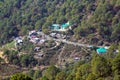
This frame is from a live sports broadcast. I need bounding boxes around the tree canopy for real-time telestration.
[0,0,120,45]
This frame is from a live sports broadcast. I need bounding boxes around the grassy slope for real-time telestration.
[4,41,15,49]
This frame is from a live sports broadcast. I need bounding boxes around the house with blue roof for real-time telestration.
[96,47,107,54]
[50,21,72,31]
[61,22,70,29]
[51,24,60,30]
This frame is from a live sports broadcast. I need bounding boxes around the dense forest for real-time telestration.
[1,0,120,80]
[0,0,120,45]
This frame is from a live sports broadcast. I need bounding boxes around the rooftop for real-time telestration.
[97,48,107,54]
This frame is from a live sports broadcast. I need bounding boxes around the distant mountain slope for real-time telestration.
[0,0,120,45]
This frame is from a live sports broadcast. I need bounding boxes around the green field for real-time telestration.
[4,41,15,49]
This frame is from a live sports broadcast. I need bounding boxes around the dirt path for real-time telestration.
[38,32,107,48]
[0,51,8,63]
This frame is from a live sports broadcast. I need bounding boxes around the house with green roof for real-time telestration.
[50,21,72,31]
[96,48,107,54]
[61,21,70,29]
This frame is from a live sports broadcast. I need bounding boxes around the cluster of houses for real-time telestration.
[13,21,119,57]
[28,30,45,44]
[50,21,73,31]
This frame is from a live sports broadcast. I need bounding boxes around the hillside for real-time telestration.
[0,0,120,80]
[0,0,120,45]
